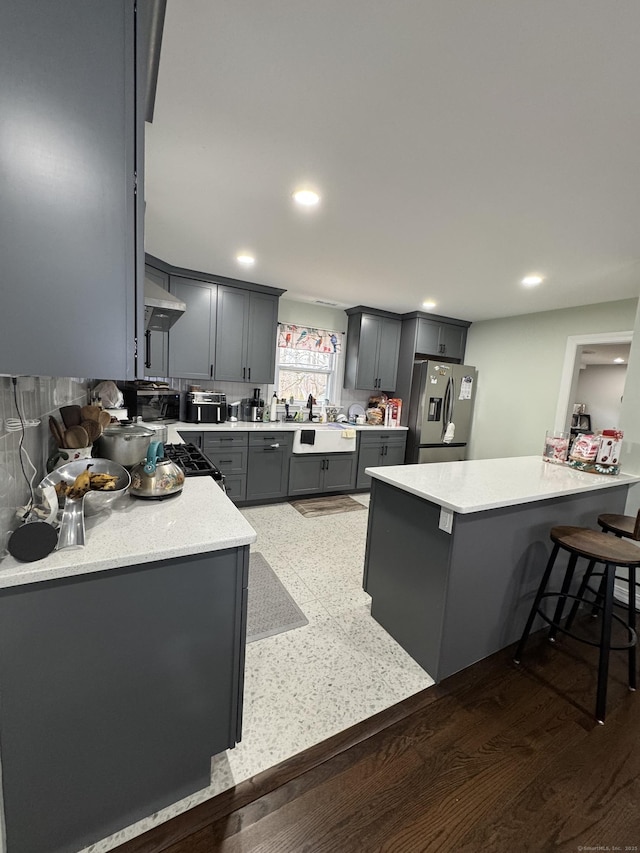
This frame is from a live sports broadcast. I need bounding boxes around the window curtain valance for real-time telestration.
[277,323,342,354]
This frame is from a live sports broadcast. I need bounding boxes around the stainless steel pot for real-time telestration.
[95,423,155,468]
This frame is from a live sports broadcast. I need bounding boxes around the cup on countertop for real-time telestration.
[355,416,366,425]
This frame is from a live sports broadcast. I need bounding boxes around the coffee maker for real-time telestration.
[241,388,265,422]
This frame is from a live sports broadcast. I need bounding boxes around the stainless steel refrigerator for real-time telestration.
[405,360,478,464]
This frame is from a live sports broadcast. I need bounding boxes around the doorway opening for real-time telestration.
[554,331,633,434]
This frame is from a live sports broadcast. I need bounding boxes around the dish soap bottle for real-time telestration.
[269,392,278,422]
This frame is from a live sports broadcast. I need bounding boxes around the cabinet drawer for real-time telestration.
[358,431,406,447]
[248,432,292,448]
[205,449,247,475]
[203,432,249,450]
[223,475,246,502]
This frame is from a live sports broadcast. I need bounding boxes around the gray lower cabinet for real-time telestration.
[0,547,248,853]
[215,286,279,384]
[356,432,407,489]
[246,432,292,501]
[289,454,356,496]
[1,0,142,380]
[168,277,217,380]
[144,264,169,377]
[203,433,248,502]
[344,309,402,392]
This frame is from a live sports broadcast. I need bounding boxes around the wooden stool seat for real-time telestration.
[551,526,640,567]
[598,512,640,540]
[515,523,639,723]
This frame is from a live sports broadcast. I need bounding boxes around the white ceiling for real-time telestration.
[145,0,640,322]
[580,343,630,366]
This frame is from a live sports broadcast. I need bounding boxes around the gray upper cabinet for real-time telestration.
[416,318,467,361]
[0,0,143,380]
[215,286,279,384]
[344,308,402,392]
[168,278,216,380]
[144,265,169,377]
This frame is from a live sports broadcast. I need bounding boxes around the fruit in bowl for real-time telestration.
[39,458,130,516]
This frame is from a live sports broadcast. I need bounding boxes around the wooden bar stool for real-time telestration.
[598,508,640,540]
[563,508,640,628]
[514,525,640,723]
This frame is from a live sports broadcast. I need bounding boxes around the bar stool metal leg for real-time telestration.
[629,566,637,692]
[564,559,597,632]
[548,552,579,642]
[595,562,616,724]
[514,543,560,664]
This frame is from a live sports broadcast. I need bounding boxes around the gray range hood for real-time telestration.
[144,277,186,332]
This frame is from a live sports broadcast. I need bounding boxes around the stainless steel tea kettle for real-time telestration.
[129,441,185,500]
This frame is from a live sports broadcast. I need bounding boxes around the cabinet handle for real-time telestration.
[144,330,151,369]
[210,364,214,378]
[219,459,232,464]
[247,366,251,380]
[325,459,329,470]
[243,366,246,380]
[383,445,388,456]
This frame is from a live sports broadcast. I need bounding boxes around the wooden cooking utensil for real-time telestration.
[80,419,102,443]
[59,405,82,429]
[64,425,90,449]
[80,405,101,423]
[49,415,66,448]
[97,410,112,429]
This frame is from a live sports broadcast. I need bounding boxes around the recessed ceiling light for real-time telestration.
[236,253,255,266]
[614,357,625,363]
[292,189,320,207]
[422,300,437,310]
[521,274,544,287]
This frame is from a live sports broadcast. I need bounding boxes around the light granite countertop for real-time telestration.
[366,455,640,514]
[0,468,256,590]
[166,421,407,439]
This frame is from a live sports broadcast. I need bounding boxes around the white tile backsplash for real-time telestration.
[0,376,88,558]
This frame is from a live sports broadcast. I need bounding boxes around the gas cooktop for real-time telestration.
[163,443,224,481]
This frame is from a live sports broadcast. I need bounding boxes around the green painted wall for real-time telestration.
[464,298,637,461]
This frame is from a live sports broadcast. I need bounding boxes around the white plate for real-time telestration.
[348,404,366,419]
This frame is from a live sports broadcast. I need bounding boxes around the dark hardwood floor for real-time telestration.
[116,621,640,853]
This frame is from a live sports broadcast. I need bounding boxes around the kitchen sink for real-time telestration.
[292,424,357,454]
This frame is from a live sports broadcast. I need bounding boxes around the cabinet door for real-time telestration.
[382,441,407,467]
[215,286,249,382]
[246,446,290,501]
[356,315,383,390]
[168,278,215,379]
[144,266,169,377]
[323,455,356,492]
[438,324,466,361]
[356,444,383,489]
[376,318,401,391]
[416,320,440,356]
[0,0,138,379]
[288,456,324,495]
[246,293,279,384]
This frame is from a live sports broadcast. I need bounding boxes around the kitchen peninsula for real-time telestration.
[363,456,640,682]
[0,478,256,853]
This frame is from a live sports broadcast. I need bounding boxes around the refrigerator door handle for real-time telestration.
[441,377,455,440]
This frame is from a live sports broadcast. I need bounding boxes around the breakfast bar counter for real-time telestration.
[363,456,640,683]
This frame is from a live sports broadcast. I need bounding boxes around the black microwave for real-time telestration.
[120,385,181,422]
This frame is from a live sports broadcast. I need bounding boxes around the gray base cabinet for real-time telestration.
[0,547,248,853]
[344,308,402,392]
[246,432,292,501]
[356,431,407,489]
[203,432,249,502]
[289,454,356,496]
[364,479,629,683]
